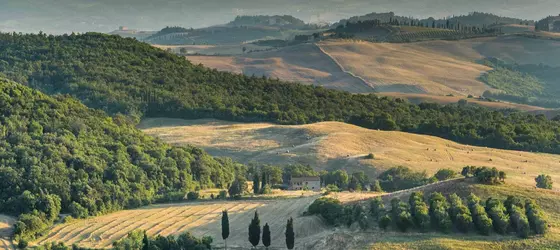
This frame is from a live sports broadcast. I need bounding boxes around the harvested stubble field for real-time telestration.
[0,215,15,250]
[37,196,333,249]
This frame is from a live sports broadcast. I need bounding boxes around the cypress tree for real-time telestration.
[222,210,230,250]
[285,217,295,250]
[263,223,271,249]
[142,231,150,250]
[248,211,261,248]
[261,171,267,192]
[253,173,260,194]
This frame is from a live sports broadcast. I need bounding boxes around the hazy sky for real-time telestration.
[1,0,559,34]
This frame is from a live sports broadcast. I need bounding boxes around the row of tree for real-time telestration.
[226,210,294,250]
[367,193,547,238]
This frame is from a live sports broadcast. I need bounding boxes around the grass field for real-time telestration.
[317,40,492,95]
[0,215,15,250]
[378,92,547,111]
[139,118,560,189]
[187,43,374,93]
[186,36,560,100]
[36,195,334,249]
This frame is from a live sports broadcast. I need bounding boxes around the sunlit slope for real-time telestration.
[139,118,560,188]
[187,43,375,93]
[317,40,492,95]
[37,197,329,249]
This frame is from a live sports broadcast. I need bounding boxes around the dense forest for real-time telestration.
[0,78,245,241]
[2,33,560,153]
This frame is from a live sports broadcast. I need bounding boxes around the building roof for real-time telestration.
[290,176,321,182]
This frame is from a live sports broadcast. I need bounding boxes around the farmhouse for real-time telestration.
[289,176,321,191]
[536,15,560,32]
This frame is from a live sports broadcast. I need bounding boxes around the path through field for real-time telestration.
[0,215,15,250]
[38,196,331,249]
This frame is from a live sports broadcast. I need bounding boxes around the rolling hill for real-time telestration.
[5,32,560,155]
[139,118,560,189]
[187,35,560,96]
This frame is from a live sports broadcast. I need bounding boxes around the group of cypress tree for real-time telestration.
[368,192,547,238]
[221,210,295,249]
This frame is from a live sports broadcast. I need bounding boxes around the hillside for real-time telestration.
[0,78,246,243]
[2,32,560,155]
[189,36,560,96]
[377,93,547,111]
[139,118,560,188]
[186,43,374,93]
[37,196,328,249]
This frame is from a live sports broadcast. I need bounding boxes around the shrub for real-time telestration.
[525,200,548,235]
[467,193,493,235]
[428,193,452,233]
[371,180,383,192]
[485,198,509,234]
[307,197,343,225]
[409,192,430,231]
[448,194,472,233]
[261,184,272,194]
[69,202,89,219]
[187,192,200,201]
[369,197,385,220]
[434,168,457,181]
[228,175,248,198]
[218,190,228,199]
[535,174,553,189]
[365,153,375,159]
[379,215,391,230]
[378,166,429,192]
[510,205,530,238]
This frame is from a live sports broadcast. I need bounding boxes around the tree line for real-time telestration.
[2,33,560,154]
[308,192,548,238]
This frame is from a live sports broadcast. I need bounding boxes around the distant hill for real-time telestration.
[227,15,308,28]
[333,11,534,29]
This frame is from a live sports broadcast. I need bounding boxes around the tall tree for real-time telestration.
[142,231,150,250]
[253,173,260,194]
[222,210,230,250]
[262,223,271,249]
[285,217,295,250]
[261,171,267,191]
[248,211,261,248]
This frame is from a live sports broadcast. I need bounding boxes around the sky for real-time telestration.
[1,0,559,34]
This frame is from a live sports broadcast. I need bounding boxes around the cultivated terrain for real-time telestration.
[139,118,560,188]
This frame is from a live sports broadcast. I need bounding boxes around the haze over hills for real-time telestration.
[2,0,560,34]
